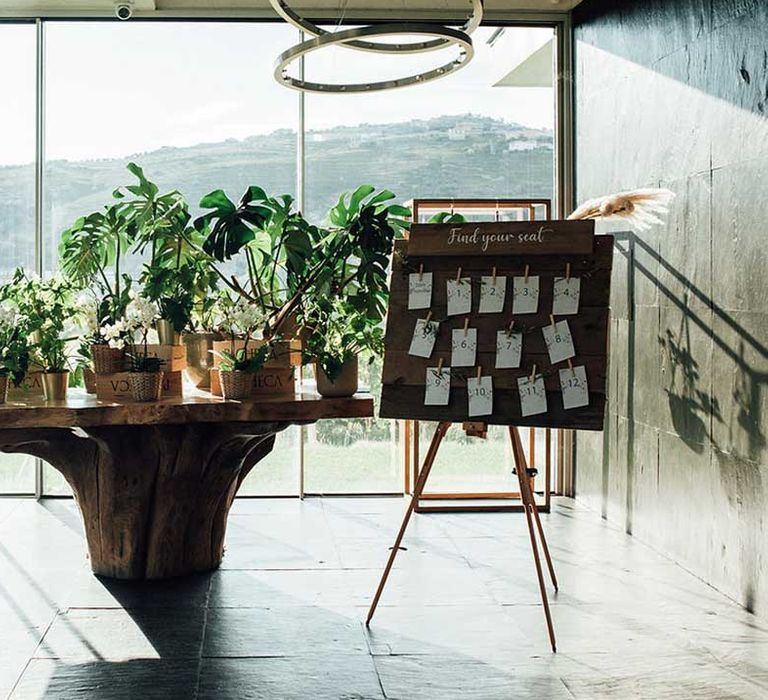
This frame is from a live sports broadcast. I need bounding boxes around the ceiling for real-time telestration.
[0,0,583,18]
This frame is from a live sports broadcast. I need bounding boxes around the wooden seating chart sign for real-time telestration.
[380,220,613,430]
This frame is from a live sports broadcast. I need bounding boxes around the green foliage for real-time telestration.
[427,211,468,224]
[214,344,271,374]
[0,275,31,386]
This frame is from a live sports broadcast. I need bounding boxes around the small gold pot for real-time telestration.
[182,332,216,388]
[156,319,182,346]
[42,371,69,402]
[315,357,358,398]
[129,371,164,402]
[92,344,126,374]
[220,370,253,400]
[0,374,8,404]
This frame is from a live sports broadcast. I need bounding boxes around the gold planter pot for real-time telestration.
[0,374,8,404]
[156,319,182,346]
[92,344,126,374]
[83,367,97,394]
[129,371,164,402]
[182,332,217,388]
[315,357,359,398]
[219,370,254,400]
[42,371,69,402]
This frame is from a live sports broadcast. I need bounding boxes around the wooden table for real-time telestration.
[0,391,373,580]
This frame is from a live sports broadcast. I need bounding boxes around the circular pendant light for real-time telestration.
[269,0,483,54]
[274,23,474,94]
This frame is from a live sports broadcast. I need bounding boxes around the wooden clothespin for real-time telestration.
[524,264,530,283]
[506,319,515,337]
[418,263,424,280]
[425,310,433,323]
[476,365,482,380]
[565,262,571,281]
[437,357,444,374]
[450,200,455,216]
[456,266,462,282]
[495,201,500,222]
[550,314,556,328]
[530,363,537,382]
[492,266,497,284]
[567,358,575,375]
[463,317,469,336]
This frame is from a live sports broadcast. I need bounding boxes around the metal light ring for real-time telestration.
[269,0,483,54]
[274,24,474,94]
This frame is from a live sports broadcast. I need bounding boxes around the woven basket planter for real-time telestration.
[129,371,164,402]
[219,370,253,400]
[92,344,126,374]
[0,375,8,404]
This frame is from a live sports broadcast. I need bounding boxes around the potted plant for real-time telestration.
[116,163,211,345]
[183,280,223,389]
[211,295,270,400]
[302,297,383,398]
[124,293,163,402]
[31,276,75,401]
[60,201,136,373]
[0,295,30,404]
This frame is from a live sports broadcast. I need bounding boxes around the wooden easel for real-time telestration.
[366,421,559,652]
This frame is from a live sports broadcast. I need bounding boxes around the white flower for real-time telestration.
[125,296,160,331]
[0,300,19,327]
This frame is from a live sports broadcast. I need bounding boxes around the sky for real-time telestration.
[0,22,554,166]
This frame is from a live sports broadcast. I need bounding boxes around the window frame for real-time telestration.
[0,13,573,498]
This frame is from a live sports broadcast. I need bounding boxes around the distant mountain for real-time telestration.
[0,114,553,275]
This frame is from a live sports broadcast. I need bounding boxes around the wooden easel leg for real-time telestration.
[509,427,558,590]
[509,427,558,652]
[366,421,450,625]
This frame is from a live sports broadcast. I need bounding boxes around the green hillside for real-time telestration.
[0,113,553,276]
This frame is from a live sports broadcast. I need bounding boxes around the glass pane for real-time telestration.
[42,21,300,495]
[239,426,301,496]
[0,23,36,494]
[303,25,556,493]
[303,355,402,494]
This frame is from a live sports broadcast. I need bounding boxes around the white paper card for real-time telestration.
[451,328,477,367]
[552,276,581,315]
[512,276,540,314]
[478,276,506,313]
[542,320,576,364]
[495,330,523,369]
[467,376,493,417]
[446,278,472,316]
[559,365,589,410]
[518,375,548,417]
[408,319,439,358]
[424,367,451,406]
[408,272,433,310]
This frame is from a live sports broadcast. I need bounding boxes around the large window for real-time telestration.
[303,26,556,494]
[0,22,37,494]
[0,19,559,498]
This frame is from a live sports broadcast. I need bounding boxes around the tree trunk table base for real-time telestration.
[0,422,286,579]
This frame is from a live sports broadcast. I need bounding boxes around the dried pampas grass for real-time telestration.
[568,188,675,231]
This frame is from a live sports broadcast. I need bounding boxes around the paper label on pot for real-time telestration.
[495,330,523,369]
[408,272,433,310]
[478,276,506,313]
[467,375,493,417]
[446,278,472,316]
[408,319,439,358]
[424,367,451,406]
[451,328,477,367]
[552,276,581,315]
[512,275,540,315]
[542,320,576,364]
[559,365,589,410]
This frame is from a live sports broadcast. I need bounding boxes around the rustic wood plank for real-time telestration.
[0,390,374,430]
[407,220,596,256]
